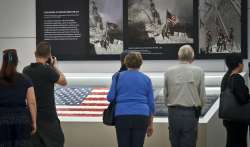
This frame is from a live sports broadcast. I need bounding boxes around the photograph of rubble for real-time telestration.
[89,0,123,55]
[199,0,246,55]
[127,0,194,45]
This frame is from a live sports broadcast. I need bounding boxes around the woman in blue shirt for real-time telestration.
[107,52,154,147]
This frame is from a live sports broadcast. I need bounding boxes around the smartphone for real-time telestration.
[46,56,56,65]
[46,57,51,64]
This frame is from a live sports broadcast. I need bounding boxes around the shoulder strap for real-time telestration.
[113,72,120,102]
[227,74,236,90]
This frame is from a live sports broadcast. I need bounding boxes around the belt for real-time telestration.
[168,105,197,110]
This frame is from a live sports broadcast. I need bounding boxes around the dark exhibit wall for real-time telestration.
[36,0,247,60]
[36,0,89,60]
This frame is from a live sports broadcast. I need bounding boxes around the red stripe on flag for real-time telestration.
[57,108,105,112]
[58,114,103,117]
[80,103,109,106]
[92,88,109,90]
[91,92,108,95]
[84,98,107,101]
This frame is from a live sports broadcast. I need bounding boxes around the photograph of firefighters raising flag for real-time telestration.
[199,0,243,54]
[89,0,123,55]
[127,0,194,45]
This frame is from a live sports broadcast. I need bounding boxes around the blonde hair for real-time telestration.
[124,52,143,69]
[178,45,194,61]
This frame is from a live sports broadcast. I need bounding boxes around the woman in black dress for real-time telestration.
[0,49,37,147]
[220,54,250,147]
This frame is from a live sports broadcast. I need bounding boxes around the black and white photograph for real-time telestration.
[199,0,243,55]
[89,0,123,55]
[127,0,194,45]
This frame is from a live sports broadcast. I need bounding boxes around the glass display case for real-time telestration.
[54,72,239,123]
[59,72,248,147]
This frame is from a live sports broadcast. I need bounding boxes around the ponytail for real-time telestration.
[0,49,18,85]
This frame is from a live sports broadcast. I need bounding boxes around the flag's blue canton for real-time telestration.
[55,87,93,105]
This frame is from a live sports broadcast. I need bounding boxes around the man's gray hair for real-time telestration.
[178,45,194,61]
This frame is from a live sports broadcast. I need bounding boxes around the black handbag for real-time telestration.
[103,72,120,126]
[219,76,250,122]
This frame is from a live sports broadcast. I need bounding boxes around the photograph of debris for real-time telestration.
[199,0,242,55]
[127,0,194,45]
[89,0,123,55]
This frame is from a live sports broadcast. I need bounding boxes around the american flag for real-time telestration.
[167,10,177,25]
[55,87,219,118]
[55,87,109,117]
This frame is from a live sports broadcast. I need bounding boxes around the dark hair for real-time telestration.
[35,41,51,58]
[225,54,243,71]
[119,50,129,72]
[124,52,143,69]
[120,50,129,63]
[221,54,243,91]
[0,49,18,85]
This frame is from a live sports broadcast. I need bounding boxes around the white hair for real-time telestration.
[178,45,194,62]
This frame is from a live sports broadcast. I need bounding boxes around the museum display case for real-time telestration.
[58,72,248,147]
[55,72,225,122]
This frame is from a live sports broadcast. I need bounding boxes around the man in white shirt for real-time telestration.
[164,45,206,147]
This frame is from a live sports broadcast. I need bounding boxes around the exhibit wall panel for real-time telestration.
[0,0,248,73]
[0,1,248,147]
[0,0,35,37]
[0,38,36,72]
